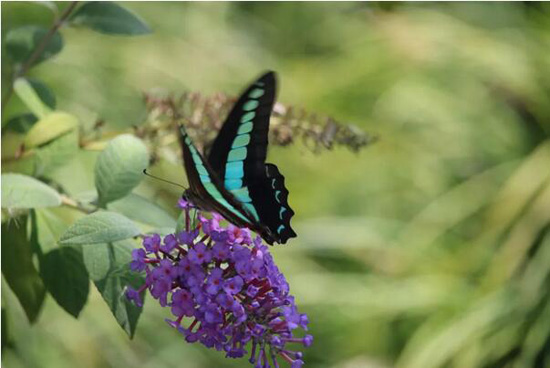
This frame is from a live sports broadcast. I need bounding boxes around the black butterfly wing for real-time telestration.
[178,125,257,230]
[208,71,275,176]
[261,163,297,241]
[207,71,296,244]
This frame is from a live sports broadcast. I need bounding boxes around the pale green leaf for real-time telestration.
[108,193,176,228]
[59,211,140,245]
[34,131,79,178]
[146,227,175,236]
[35,208,69,252]
[1,173,61,209]
[95,135,149,206]
[13,78,52,119]
[82,240,144,337]
[24,111,79,148]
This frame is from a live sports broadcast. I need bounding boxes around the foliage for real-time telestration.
[69,2,152,36]
[1,1,368,365]
[2,2,550,368]
[2,1,157,342]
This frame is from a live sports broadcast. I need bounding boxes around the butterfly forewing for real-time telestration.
[179,125,256,229]
[208,72,275,179]
[207,72,296,244]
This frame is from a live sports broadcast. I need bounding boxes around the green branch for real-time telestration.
[1,1,79,111]
[60,194,97,214]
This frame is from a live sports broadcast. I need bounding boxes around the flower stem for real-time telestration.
[60,194,96,214]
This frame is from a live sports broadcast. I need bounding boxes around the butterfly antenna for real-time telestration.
[142,169,187,190]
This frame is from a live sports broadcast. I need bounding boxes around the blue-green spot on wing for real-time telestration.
[254,163,296,241]
[206,72,296,244]
[178,125,257,228]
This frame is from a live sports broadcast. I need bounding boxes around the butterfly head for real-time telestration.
[181,189,199,207]
[181,189,209,212]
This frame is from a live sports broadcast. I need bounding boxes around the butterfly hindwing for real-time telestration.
[248,163,296,243]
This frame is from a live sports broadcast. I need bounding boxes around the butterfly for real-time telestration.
[178,71,296,245]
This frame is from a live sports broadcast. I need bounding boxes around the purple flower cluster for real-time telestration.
[126,199,312,367]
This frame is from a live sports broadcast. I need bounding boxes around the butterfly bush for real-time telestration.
[126,199,312,368]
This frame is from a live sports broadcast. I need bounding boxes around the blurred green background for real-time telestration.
[2,2,550,367]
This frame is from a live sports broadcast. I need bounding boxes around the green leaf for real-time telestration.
[33,1,58,14]
[108,193,176,228]
[82,240,133,281]
[5,25,63,66]
[146,227,175,236]
[69,2,152,36]
[28,78,56,109]
[37,249,88,316]
[39,247,89,317]
[34,130,79,178]
[13,78,52,119]
[1,307,11,351]
[82,240,144,337]
[1,218,46,323]
[35,208,68,252]
[95,134,149,206]
[59,211,140,246]
[5,113,38,134]
[1,173,61,209]
[24,111,79,148]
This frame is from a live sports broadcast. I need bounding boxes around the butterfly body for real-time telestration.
[179,72,296,244]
